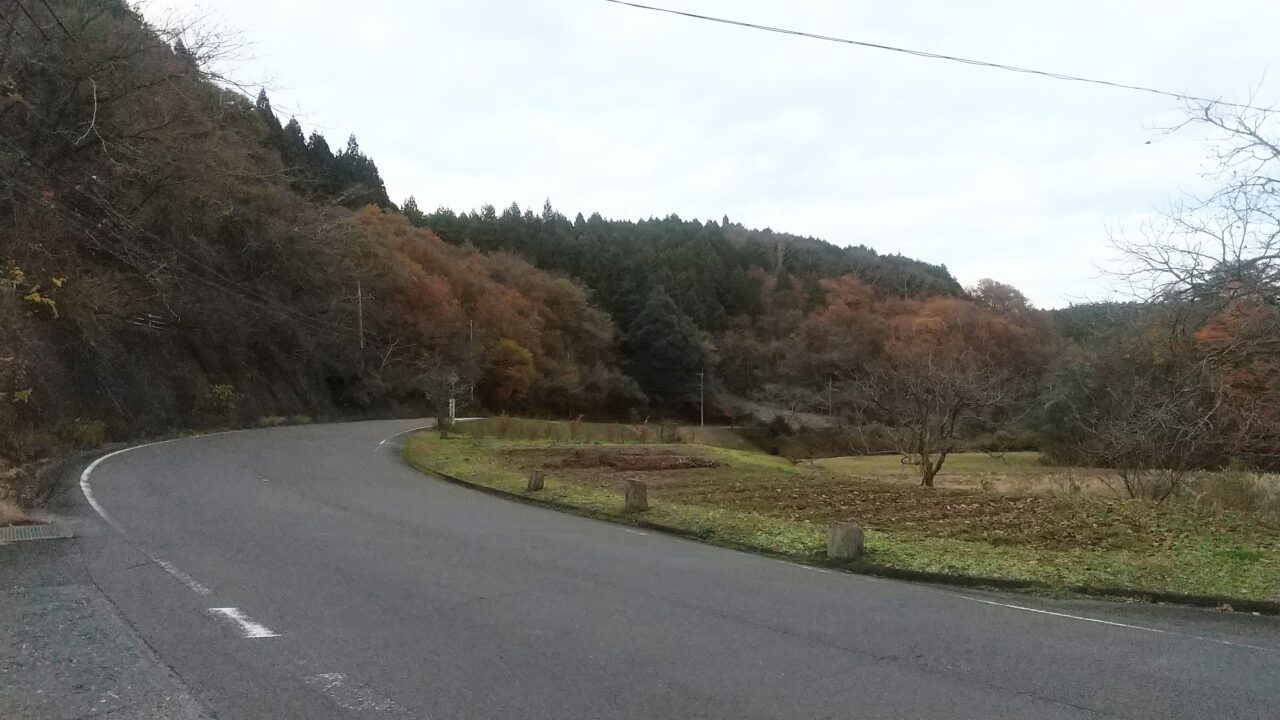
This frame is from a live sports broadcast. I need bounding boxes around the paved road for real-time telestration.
[65,419,1280,718]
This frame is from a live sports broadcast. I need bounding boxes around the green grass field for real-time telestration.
[406,419,1280,604]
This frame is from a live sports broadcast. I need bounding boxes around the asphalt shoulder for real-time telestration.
[0,463,208,720]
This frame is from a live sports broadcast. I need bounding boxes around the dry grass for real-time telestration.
[812,452,1120,497]
[1192,472,1280,523]
[813,452,1280,520]
[404,428,1280,601]
[457,417,758,450]
[501,445,1274,554]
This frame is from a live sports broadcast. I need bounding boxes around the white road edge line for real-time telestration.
[83,420,440,596]
[378,418,479,447]
[81,437,217,596]
[769,557,844,576]
[954,594,1277,653]
[207,607,281,639]
[621,528,649,536]
[80,437,184,535]
[377,426,434,447]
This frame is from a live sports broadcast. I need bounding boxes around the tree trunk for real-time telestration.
[920,450,948,487]
[920,465,937,487]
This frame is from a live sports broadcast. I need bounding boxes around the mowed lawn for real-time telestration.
[404,420,1280,603]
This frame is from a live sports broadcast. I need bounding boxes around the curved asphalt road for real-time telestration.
[75,418,1280,719]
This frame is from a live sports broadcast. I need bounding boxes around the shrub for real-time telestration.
[496,413,514,439]
[1193,471,1280,522]
[61,419,106,449]
[659,421,683,444]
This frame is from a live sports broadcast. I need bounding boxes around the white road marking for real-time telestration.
[80,438,184,535]
[154,559,212,596]
[207,607,280,639]
[305,673,411,716]
[81,438,215,596]
[954,594,1277,653]
[377,426,434,447]
[769,557,847,576]
[621,528,649,536]
[378,418,482,447]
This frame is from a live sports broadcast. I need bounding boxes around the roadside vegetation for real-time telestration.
[0,498,31,528]
[407,419,1280,604]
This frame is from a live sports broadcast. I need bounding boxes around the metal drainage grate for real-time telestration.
[0,523,73,543]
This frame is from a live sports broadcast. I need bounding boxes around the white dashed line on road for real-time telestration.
[155,559,212,596]
[305,673,412,716]
[207,607,281,639]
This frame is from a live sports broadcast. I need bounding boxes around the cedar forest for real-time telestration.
[3,1,1278,499]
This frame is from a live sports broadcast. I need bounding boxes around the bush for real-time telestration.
[969,429,1039,455]
[658,421,684,444]
[1193,471,1280,522]
[59,419,106,449]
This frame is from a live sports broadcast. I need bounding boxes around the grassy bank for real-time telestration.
[404,421,1280,604]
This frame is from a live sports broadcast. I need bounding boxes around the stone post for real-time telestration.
[526,470,545,492]
[827,523,864,561]
[624,479,648,512]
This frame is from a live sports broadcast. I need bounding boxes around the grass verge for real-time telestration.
[403,430,1280,611]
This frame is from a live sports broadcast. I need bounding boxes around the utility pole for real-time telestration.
[828,376,834,422]
[354,281,366,375]
[356,281,365,350]
[447,371,458,425]
[697,370,705,428]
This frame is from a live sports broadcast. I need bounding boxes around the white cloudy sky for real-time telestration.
[149,0,1279,308]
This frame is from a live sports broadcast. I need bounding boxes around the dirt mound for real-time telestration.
[551,448,721,472]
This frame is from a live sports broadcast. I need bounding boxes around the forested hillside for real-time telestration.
[0,0,972,466]
[0,0,636,474]
[411,202,961,333]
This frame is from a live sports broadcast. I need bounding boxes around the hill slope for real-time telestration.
[0,1,634,469]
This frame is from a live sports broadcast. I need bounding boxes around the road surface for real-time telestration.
[60,419,1280,718]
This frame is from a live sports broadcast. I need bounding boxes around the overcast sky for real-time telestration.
[150,0,1280,308]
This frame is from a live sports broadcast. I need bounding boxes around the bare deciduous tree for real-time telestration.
[1108,101,1280,471]
[846,347,1017,487]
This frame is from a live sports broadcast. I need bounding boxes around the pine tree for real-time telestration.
[254,89,284,148]
[622,285,705,409]
[402,195,424,225]
[279,118,308,171]
[333,134,391,208]
[306,131,333,167]
[173,40,198,74]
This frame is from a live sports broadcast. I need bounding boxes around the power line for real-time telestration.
[36,0,74,40]
[604,0,1267,112]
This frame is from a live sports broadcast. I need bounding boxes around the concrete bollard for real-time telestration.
[827,523,864,561]
[526,470,545,492]
[624,479,648,512]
